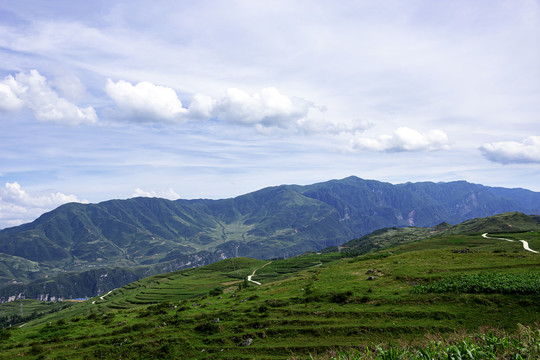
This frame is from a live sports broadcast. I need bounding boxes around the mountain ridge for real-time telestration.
[0,176,539,300]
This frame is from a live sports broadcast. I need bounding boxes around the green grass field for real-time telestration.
[0,229,539,359]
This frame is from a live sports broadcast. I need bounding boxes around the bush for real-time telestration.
[194,322,220,335]
[29,343,44,355]
[238,278,250,290]
[209,287,224,296]
[331,291,353,304]
[0,329,11,341]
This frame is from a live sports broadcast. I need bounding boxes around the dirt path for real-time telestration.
[100,289,114,300]
[482,233,539,253]
[247,261,272,285]
[92,289,115,304]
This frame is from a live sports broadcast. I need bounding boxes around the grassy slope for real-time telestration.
[336,211,540,256]
[1,227,539,359]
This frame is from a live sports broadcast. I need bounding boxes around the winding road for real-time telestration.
[247,261,272,285]
[91,289,115,304]
[482,233,539,253]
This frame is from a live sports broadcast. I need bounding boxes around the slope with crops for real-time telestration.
[0,213,539,359]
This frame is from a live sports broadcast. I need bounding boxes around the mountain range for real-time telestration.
[0,176,539,301]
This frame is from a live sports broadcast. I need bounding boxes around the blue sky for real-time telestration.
[1,0,539,228]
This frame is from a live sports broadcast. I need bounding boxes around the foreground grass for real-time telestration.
[306,324,540,359]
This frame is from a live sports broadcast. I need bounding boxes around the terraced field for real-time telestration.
[1,228,539,359]
[1,210,540,357]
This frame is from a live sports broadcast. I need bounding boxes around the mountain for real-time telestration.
[1,213,539,359]
[0,176,539,300]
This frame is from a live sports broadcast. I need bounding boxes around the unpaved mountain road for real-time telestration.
[247,261,273,285]
[482,233,539,253]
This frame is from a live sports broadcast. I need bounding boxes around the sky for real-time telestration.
[0,0,539,229]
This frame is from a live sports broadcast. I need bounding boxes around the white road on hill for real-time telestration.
[482,233,539,253]
[92,289,116,304]
[247,261,273,285]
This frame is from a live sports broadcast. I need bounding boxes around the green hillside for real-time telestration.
[1,177,539,301]
[337,211,540,255]
[1,214,539,359]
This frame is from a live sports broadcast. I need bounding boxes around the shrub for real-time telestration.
[194,322,220,335]
[209,287,224,296]
[331,291,353,304]
[0,329,11,341]
[29,343,44,355]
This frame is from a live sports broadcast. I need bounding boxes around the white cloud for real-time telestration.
[187,93,215,119]
[0,182,87,229]
[0,70,97,125]
[296,107,373,134]
[214,87,311,128]
[105,79,188,122]
[131,187,179,199]
[105,81,348,134]
[480,136,540,164]
[346,127,450,152]
[0,83,24,112]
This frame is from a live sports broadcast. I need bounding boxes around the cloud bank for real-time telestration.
[0,182,86,229]
[105,80,313,129]
[0,70,97,125]
[346,127,449,152]
[104,79,377,137]
[480,136,540,164]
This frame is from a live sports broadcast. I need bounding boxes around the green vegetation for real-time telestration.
[340,212,540,256]
[309,324,540,359]
[0,215,538,359]
[412,273,540,295]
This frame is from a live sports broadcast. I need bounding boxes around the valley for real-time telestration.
[0,212,539,359]
[1,177,540,302]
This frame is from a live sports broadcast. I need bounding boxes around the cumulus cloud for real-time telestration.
[0,70,97,125]
[480,136,540,164]
[0,182,87,229]
[104,79,377,137]
[105,80,323,131]
[105,79,189,122]
[0,83,24,112]
[131,187,180,199]
[187,93,215,119]
[346,127,450,152]
[296,107,373,134]
[213,87,312,128]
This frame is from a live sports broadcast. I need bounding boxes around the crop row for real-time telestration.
[412,273,540,295]
[305,323,539,360]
